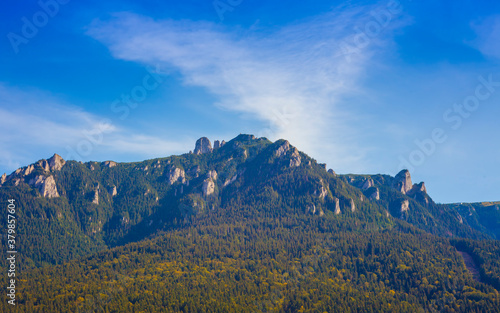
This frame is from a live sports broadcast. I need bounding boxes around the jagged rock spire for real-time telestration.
[194,137,213,155]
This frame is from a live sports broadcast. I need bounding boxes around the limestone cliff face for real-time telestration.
[1,173,6,185]
[202,178,215,196]
[110,185,118,197]
[275,141,291,158]
[194,137,213,155]
[350,198,356,212]
[289,148,301,167]
[394,170,412,194]
[207,170,218,181]
[362,178,374,190]
[334,197,341,215]
[92,185,100,205]
[48,154,66,171]
[29,175,60,198]
[213,140,226,150]
[314,181,328,200]
[400,200,410,213]
[103,161,117,168]
[168,167,186,185]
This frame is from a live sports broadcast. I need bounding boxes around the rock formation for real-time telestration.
[29,175,59,198]
[394,169,412,194]
[168,167,186,185]
[334,197,341,215]
[328,169,337,177]
[202,178,215,196]
[92,185,100,205]
[314,182,328,200]
[362,178,374,190]
[400,200,410,213]
[110,185,117,197]
[103,161,117,168]
[48,154,66,171]
[194,137,213,155]
[275,141,290,158]
[207,170,218,181]
[289,148,301,167]
[1,173,6,185]
[37,159,50,172]
[350,198,356,212]
[224,174,238,187]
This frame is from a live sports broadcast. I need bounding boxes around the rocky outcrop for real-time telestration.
[92,185,100,205]
[110,185,117,197]
[400,200,410,213]
[168,167,186,185]
[334,197,341,215]
[224,174,238,187]
[408,182,427,194]
[1,173,6,185]
[394,170,412,194]
[350,198,356,212]
[29,175,59,198]
[214,140,226,150]
[314,182,328,200]
[48,154,66,171]
[37,159,50,172]
[275,141,290,158]
[306,204,324,216]
[24,165,35,176]
[207,170,218,181]
[103,161,117,168]
[289,148,301,167]
[362,178,374,190]
[194,137,213,155]
[328,169,337,177]
[202,178,215,196]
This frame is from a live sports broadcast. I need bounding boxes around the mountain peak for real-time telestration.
[394,169,412,194]
[194,137,213,155]
[48,153,66,171]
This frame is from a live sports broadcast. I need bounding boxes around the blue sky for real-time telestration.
[1,0,499,203]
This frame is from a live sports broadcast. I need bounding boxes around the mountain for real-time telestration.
[446,202,500,240]
[1,134,499,312]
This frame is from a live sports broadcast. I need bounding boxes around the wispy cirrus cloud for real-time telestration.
[0,84,191,174]
[87,3,409,171]
[470,15,500,59]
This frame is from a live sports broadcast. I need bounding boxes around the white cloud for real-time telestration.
[87,4,408,172]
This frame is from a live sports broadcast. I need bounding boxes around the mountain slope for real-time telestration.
[1,134,500,312]
[0,135,491,269]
